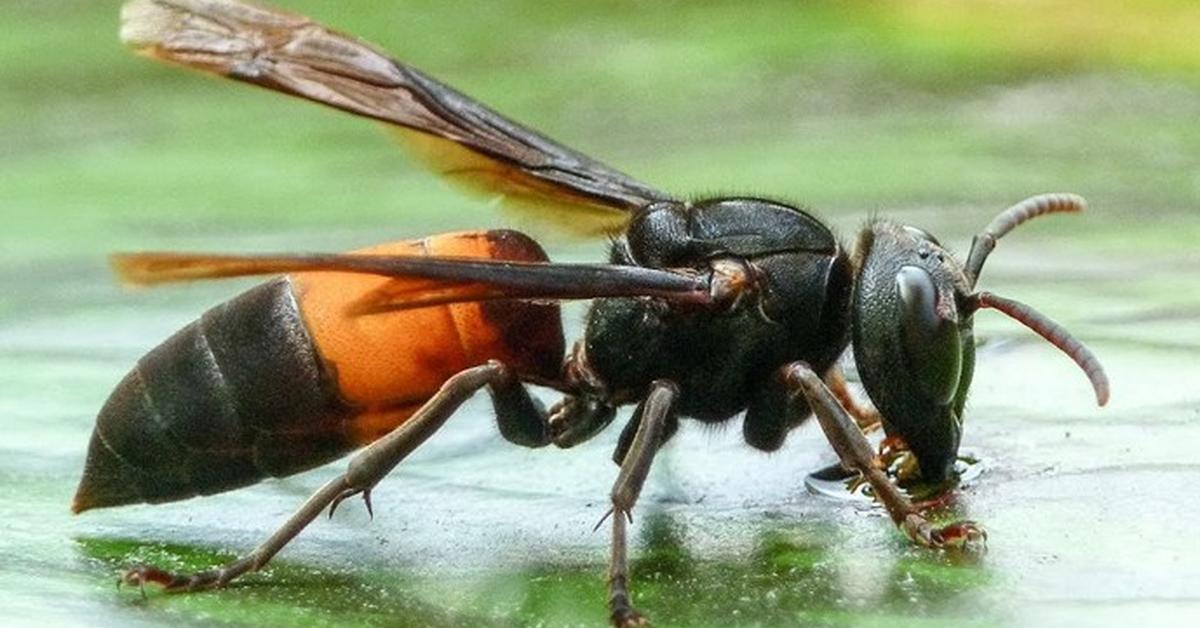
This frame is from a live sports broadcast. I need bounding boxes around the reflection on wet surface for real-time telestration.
[804,448,988,505]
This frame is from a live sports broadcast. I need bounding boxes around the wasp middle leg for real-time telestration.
[603,380,678,628]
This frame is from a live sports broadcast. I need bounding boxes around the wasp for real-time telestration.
[77,1,1110,625]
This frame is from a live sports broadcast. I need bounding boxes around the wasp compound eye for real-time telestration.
[897,266,963,406]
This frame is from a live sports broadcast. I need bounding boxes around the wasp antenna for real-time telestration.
[982,193,1088,240]
[969,291,1109,406]
[965,193,1088,287]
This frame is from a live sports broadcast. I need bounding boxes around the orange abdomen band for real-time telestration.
[292,230,565,443]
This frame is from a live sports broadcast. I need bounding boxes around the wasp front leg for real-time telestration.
[783,362,986,552]
[123,360,550,591]
[825,367,882,433]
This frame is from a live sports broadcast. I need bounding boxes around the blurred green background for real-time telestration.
[2,1,1199,626]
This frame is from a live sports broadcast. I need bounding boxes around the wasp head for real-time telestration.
[850,194,1108,485]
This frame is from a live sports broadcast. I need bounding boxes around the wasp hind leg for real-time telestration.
[782,362,986,553]
[602,380,679,628]
[122,360,549,592]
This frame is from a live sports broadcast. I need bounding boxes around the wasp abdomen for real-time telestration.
[74,230,566,513]
[72,279,353,513]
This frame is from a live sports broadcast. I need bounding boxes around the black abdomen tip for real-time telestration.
[73,365,197,512]
[72,429,144,513]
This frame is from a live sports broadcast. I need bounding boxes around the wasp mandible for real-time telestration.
[77,1,1110,625]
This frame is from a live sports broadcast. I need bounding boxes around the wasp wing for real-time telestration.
[120,0,673,235]
[111,251,712,313]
